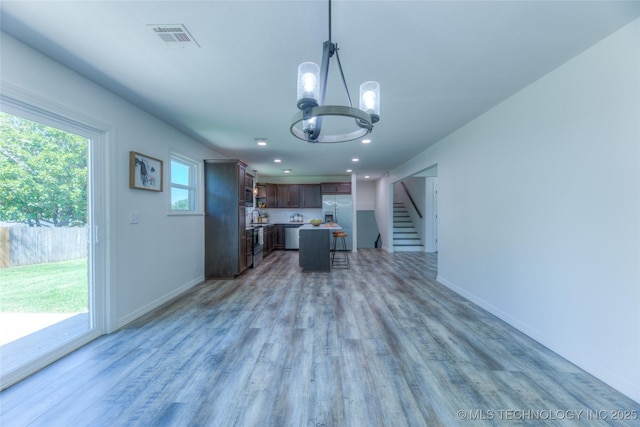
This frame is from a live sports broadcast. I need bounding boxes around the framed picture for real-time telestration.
[129,151,163,192]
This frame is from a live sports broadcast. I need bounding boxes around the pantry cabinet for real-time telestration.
[204,159,249,278]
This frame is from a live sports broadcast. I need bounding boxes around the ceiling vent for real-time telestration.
[149,24,200,48]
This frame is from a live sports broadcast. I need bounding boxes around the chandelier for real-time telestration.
[290,0,380,143]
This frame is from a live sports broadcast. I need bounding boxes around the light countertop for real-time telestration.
[299,223,342,230]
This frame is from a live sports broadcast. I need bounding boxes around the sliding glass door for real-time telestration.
[0,104,105,389]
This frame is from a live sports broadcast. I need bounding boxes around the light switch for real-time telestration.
[130,211,140,224]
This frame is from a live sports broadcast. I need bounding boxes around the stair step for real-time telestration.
[392,203,421,251]
[394,237,419,241]
[393,244,424,252]
[394,232,418,238]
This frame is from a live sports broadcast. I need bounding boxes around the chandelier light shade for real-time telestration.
[297,62,320,110]
[290,0,380,143]
[359,81,380,123]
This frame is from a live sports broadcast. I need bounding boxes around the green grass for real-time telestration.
[0,258,88,313]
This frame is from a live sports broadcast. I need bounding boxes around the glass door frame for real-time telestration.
[0,90,110,389]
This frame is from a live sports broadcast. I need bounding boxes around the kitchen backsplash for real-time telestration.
[246,208,323,224]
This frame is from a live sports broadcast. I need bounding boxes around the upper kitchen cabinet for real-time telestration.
[266,184,277,208]
[204,159,249,278]
[301,184,322,208]
[321,182,351,194]
[256,183,276,208]
[243,169,254,207]
[277,184,300,208]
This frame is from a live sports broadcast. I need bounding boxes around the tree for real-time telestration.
[0,112,87,227]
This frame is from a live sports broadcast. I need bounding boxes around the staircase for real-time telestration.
[393,202,423,252]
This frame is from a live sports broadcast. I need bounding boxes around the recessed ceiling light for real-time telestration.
[254,137,268,146]
[257,140,267,146]
[362,139,371,144]
[274,159,282,163]
[283,169,291,174]
[365,175,370,179]
[346,169,352,173]
[352,158,359,162]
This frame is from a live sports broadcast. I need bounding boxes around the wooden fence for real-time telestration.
[0,226,87,268]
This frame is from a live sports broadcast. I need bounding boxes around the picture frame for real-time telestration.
[129,151,163,192]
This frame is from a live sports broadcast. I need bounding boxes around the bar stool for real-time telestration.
[331,231,350,269]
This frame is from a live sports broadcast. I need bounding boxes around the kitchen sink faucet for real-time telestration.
[251,209,261,224]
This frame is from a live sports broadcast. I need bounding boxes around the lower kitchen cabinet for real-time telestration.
[244,229,252,269]
[273,224,285,249]
[264,225,274,255]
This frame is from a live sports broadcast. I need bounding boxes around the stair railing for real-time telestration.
[400,181,423,219]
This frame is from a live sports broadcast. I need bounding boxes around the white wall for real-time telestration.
[1,33,223,331]
[375,178,393,252]
[424,177,438,252]
[384,19,640,402]
[356,180,376,210]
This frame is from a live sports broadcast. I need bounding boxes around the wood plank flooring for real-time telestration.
[1,249,638,426]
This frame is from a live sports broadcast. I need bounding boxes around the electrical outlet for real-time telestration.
[130,212,140,224]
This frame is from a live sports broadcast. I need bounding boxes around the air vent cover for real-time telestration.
[149,24,200,48]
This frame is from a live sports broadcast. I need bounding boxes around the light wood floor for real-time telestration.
[1,250,638,426]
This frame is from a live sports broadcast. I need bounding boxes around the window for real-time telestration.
[170,154,198,211]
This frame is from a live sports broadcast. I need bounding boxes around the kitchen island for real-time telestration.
[299,223,342,272]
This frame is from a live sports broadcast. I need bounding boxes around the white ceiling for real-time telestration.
[2,1,639,179]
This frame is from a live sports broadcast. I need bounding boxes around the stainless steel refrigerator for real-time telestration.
[323,194,353,250]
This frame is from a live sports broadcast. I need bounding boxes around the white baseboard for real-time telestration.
[436,275,640,404]
[115,276,204,330]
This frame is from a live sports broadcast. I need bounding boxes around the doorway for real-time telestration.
[406,164,438,253]
[0,103,106,389]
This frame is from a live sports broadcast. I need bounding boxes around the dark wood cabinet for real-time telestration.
[263,183,277,208]
[204,159,249,278]
[243,228,252,270]
[264,225,274,255]
[238,164,246,202]
[257,182,341,208]
[273,224,285,249]
[321,182,351,194]
[245,172,254,189]
[256,184,266,208]
[244,171,254,207]
[301,184,322,208]
[277,184,300,208]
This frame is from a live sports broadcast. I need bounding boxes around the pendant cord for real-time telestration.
[328,0,332,43]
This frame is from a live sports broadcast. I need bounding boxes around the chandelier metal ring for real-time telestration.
[290,105,372,143]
